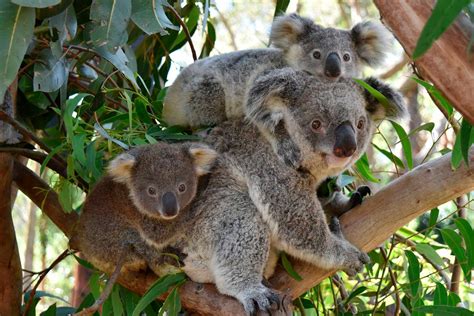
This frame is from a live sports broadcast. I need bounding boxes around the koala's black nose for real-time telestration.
[333,121,357,158]
[325,52,342,78]
[161,192,178,218]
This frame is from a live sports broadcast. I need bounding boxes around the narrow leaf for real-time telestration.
[158,286,182,316]
[281,252,303,281]
[433,282,448,306]
[391,121,413,169]
[459,118,474,165]
[372,143,405,169]
[415,243,444,266]
[413,0,471,59]
[414,305,474,316]
[412,77,453,116]
[454,218,474,269]
[0,2,35,101]
[441,228,470,280]
[355,153,380,183]
[405,250,421,298]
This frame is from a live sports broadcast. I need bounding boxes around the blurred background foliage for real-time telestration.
[1,0,473,314]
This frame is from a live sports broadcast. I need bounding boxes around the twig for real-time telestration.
[380,55,409,79]
[450,195,468,294]
[74,256,125,316]
[332,274,356,314]
[22,249,72,316]
[380,247,400,316]
[166,6,197,61]
[394,233,451,287]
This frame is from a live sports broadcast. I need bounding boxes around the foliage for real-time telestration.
[1,0,472,315]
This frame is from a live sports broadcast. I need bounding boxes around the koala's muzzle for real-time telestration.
[325,52,341,78]
[333,121,357,158]
[161,192,178,218]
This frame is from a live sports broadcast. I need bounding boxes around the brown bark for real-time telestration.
[0,153,22,316]
[14,149,474,315]
[374,0,474,124]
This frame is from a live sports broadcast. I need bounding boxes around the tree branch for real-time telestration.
[374,0,474,124]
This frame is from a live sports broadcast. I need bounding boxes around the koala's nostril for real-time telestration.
[161,192,178,218]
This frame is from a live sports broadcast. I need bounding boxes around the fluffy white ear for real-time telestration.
[189,144,218,176]
[270,13,309,50]
[107,153,136,183]
[351,21,392,67]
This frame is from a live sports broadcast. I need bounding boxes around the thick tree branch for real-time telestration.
[13,149,474,315]
[374,0,474,124]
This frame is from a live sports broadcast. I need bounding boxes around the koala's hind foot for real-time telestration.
[328,216,343,239]
[238,285,289,316]
[340,243,370,277]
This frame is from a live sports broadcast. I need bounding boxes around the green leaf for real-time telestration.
[158,286,182,316]
[40,303,57,316]
[454,218,474,269]
[94,121,130,150]
[372,143,405,169]
[447,292,461,307]
[441,228,470,280]
[427,207,439,235]
[89,0,131,51]
[391,121,413,169]
[49,4,77,43]
[405,250,421,298]
[452,128,463,169]
[354,78,392,115]
[433,282,448,306]
[414,305,474,316]
[459,118,474,165]
[355,153,380,183]
[273,0,290,17]
[408,122,435,136]
[0,2,35,101]
[414,243,444,266]
[344,286,367,305]
[34,47,68,93]
[95,46,138,88]
[135,97,152,124]
[281,252,302,281]
[111,285,124,316]
[131,0,178,35]
[171,5,199,52]
[145,134,158,144]
[199,21,216,59]
[72,134,87,166]
[24,290,69,304]
[413,0,471,59]
[12,0,60,8]
[412,77,453,116]
[132,273,186,316]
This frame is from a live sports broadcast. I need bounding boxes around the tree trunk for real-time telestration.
[374,0,474,124]
[13,149,474,315]
[0,153,22,315]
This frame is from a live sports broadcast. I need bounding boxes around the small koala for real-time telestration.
[69,142,217,278]
[171,71,405,315]
[163,13,391,129]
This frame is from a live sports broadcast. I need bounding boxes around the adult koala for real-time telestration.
[163,13,391,129]
[174,69,406,315]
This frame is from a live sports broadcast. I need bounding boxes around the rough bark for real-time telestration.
[374,0,474,124]
[0,153,22,316]
[13,149,474,315]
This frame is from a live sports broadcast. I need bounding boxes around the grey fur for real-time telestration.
[163,13,392,129]
[0,90,21,144]
[70,142,217,276]
[172,73,405,315]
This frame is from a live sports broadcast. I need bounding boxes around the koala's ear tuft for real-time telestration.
[362,77,407,121]
[107,153,136,183]
[351,21,392,67]
[270,13,310,50]
[189,144,218,176]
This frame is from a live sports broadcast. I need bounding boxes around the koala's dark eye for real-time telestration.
[343,53,351,62]
[178,183,186,193]
[147,186,157,196]
[311,119,322,132]
[357,119,365,129]
[312,50,321,59]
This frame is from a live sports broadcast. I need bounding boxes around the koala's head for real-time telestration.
[270,13,391,80]
[262,73,406,180]
[107,142,217,220]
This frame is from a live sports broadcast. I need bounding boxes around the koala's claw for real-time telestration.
[342,246,370,277]
[357,185,371,197]
[349,186,371,208]
[243,287,288,316]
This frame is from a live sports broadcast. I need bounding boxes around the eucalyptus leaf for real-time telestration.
[12,0,61,9]
[0,2,35,101]
[158,286,182,316]
[90,0,131,51]
[415,243,444,266]
[391,121,413,169]
[412,77,453,117]
[33,48,68,92]
[49,4,77,43]
[414,305,474,316]
[95,46,138,88]
[405,250,421,298]
[281,252,303,281]
[131,0,177,35]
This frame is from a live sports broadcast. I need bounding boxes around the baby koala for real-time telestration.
[163,13,391,129]
[70,142,217,312]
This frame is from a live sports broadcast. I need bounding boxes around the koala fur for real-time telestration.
[69,142,217,276]
[163,13,392,129]
[0,90,21,144]
[170,72,405,315]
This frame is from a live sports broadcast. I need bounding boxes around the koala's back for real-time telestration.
[70,176,146,272]
[163,49,286,128]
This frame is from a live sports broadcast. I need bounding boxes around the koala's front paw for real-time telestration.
[276,140,302,170]
[342,246,370,277]
[349,186,371,208]
[240,286,287,316]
